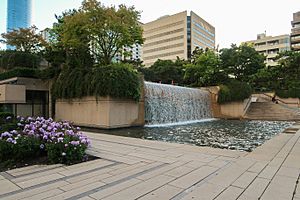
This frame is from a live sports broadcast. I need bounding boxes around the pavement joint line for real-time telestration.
[0,171,15,180]
[170,162,234,200]
[64,163,168,200]
[171,155,258,200]
[87,148,156,164]
[256,132,300,199]
[292,169,300,199]
[0,161,120,199]
[86,136,170,151]
[8,165,64,179]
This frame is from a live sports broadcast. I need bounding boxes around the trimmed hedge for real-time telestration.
[52,64,142,101]
[218,80,252,103]
[0,67,60,81]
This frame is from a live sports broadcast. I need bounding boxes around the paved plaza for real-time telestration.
[0,123,300,200]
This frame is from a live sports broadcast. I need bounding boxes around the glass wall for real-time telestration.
[0,90,49,118]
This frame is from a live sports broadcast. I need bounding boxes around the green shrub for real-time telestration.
[276,81,300,98]
[46,136,87,165]
[52,63,142,101]
[0,50,41,70]
[0,67,60,81]
[218,80,252,103]
[0,67,39,80]
[276,89,300,98]
[0,117,91,166]
[0,112,14,120]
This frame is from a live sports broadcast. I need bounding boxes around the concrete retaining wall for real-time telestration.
[55,96,145,129]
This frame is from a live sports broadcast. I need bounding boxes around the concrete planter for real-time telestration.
[55,96,145,129]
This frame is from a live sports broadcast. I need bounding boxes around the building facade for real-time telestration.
[6,0,32,49]
[142,11,215,67]
[246,33,290,66]
[291,11,300,52]
[114,44,142,63]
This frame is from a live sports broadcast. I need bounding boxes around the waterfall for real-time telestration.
[144,81,213,125]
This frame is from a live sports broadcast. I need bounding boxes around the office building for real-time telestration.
[142,11,215,67]
[246,33,290,66]
[7,0,31,31]
[6,0,32,49]
[291,11,300,51]
[115,44,142,63]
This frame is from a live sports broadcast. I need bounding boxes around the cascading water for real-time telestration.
[144,81,213,126]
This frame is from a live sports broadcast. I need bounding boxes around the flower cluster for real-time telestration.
[19,116,91,148]
[0,116,91,164]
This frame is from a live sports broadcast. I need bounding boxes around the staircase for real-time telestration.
[244,101,300,121]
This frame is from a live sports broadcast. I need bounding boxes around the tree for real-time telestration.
[1,26,46,53]
[141,58,186,84]
[184,49,227,86]
[220,44,265,82]
[60,0,143,65]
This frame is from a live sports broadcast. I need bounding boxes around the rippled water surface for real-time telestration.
[99,120,294,152]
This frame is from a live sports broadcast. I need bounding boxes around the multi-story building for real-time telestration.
[246,33,290,66]
[291,11,300,52]
[115,44,142,63]
[6,0,32,49]
[142,11,215,67]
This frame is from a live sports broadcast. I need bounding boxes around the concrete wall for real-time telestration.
[55,96,145,129]
[204,86,249,119]
[219,100,248,119]
[0,84,26,103]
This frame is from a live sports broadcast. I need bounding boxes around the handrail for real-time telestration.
[261,93,300,108]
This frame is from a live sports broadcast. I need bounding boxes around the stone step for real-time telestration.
[245,101,300,121]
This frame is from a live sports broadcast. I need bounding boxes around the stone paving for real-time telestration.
[0,123,300,200]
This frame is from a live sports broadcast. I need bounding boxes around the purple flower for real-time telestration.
[6,138,16,144]
[1,132,12,138]
[57,137,64,143]
[6,116,12,120]
[40,144,45,149]
[43,135,48,140]
[70,141,80,146]
[62,152,66,156]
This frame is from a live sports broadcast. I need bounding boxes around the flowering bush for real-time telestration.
[0,116,91,165]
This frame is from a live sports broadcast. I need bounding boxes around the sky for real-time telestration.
[0,0,300,50]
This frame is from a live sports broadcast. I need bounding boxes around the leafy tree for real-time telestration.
[141,58,186,84]
[274,51,300,97]
[184,49,227,86]
[60,0,143,65]
[1,26,46,53]
[44,9,93,68]
[220,44,265,82]
[249,66,281,91]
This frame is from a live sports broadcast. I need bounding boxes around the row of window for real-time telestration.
[192,28,214,44]
[146,28,184,41]
[144,21,184,35]
[143,50,184,60]
[143,35,184,48]
[192,20,215,37]
[291,35,300,41]
[143,43,184,54]
[193,35,214,49]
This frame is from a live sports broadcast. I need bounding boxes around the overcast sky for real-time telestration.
[0,0,299,49]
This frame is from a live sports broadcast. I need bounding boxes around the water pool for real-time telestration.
[97,120,294,152]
